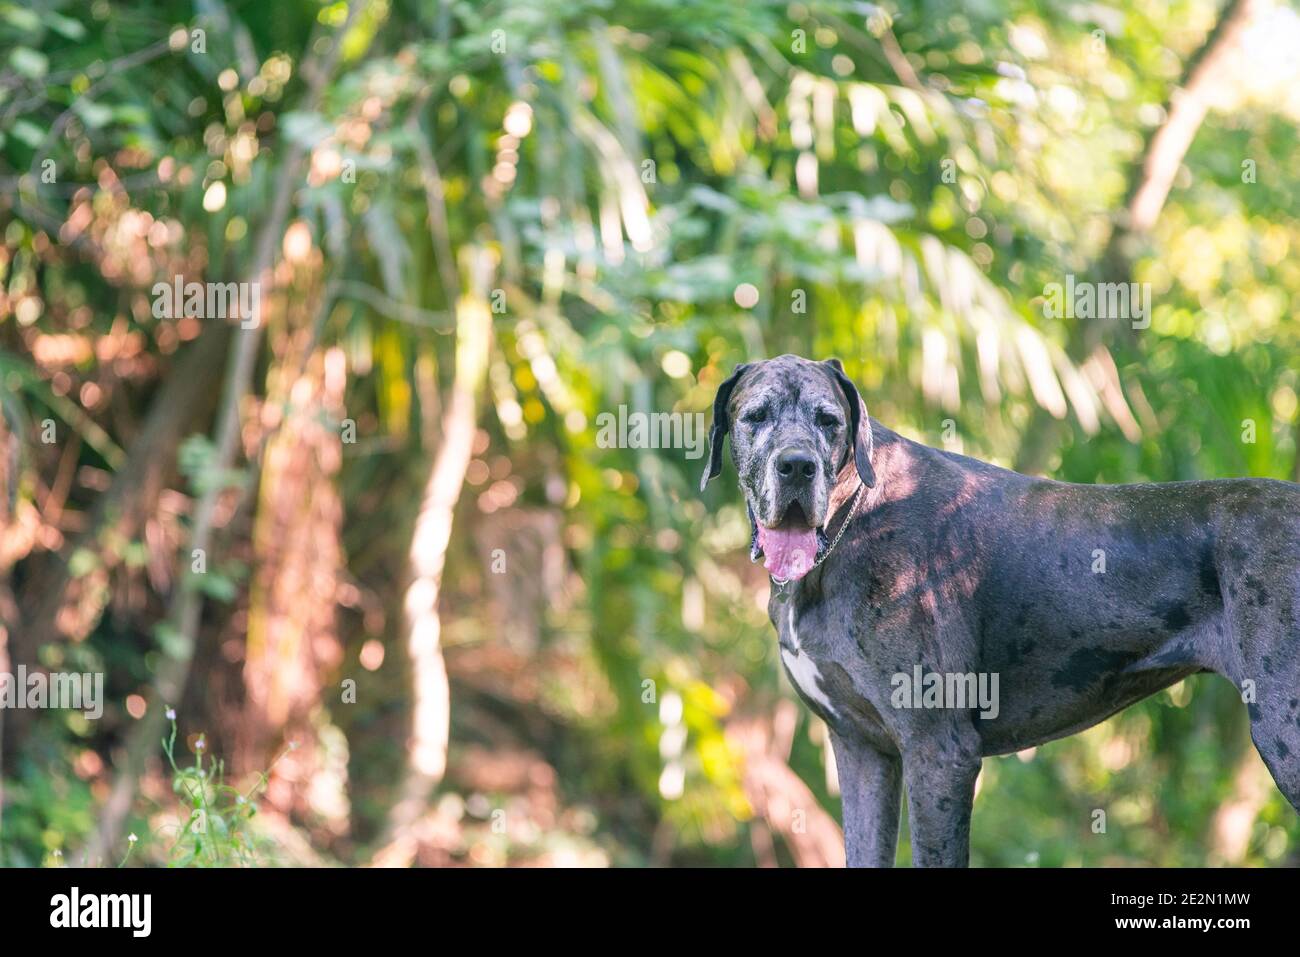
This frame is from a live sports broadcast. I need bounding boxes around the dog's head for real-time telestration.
[700,355,876,582]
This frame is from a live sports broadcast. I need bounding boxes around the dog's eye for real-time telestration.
[816,411,842,429]
[742,408,768,425]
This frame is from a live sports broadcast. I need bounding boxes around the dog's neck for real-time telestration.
[828,461,863,515]
[830,418,906,516]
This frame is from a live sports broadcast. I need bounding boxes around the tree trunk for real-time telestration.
[375,246,493,865]
[238,314,348,829]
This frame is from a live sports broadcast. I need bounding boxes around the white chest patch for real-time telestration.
[781,604,838,717]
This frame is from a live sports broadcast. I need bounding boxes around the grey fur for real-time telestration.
[702,354,1300,867]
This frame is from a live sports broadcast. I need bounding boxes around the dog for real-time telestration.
[701,354,1300,866]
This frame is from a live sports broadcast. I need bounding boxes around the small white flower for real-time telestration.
[128,834,138,843]
[195,736,206,751]
[165,708,177,721]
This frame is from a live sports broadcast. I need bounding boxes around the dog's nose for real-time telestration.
[775,448,817,481]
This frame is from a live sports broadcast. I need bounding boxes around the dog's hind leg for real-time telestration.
[829,732,902,867]
[1245,661,1300,814]
[1228,574,1300,813]
[1245,674,1300,814]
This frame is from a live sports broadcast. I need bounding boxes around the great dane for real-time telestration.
[701,354,1300,866]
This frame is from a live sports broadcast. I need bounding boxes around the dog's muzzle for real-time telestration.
[744,445,832,582]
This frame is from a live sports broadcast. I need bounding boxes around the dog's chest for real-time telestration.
[772,593,895,750]
[776,600,840,719]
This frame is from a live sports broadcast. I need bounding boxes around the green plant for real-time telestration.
[160,712,291,867]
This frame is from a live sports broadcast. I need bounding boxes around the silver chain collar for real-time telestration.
[770,482,865,590]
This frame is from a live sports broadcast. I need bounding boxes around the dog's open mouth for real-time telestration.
[749,502,829,583]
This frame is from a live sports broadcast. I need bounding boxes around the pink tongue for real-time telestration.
[757,526,818,581]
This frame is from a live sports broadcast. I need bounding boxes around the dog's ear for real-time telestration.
[699,362,751,492]
[824,359,876,488]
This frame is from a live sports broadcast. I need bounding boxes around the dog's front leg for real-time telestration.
[902,748,981,867]
[829,732,902,867]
